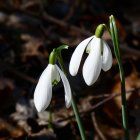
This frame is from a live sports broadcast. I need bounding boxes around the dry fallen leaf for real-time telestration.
[20,36,48,62]
[103,59,140,126]
[0,78,15,111]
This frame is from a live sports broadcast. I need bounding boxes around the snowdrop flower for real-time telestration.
[34,50,71,112]
[69,24,112,86]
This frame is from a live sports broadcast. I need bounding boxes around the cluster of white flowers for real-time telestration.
[34,25,112,112]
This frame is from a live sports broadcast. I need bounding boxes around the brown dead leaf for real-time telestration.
[30,128,57,140]
[103,61,140,126]
[20,36,48,62]
[53,108,72,127]
[100,123,123,139]
[0,118,26,139]
[0,78,15,111]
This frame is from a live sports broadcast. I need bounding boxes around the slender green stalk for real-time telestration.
[48,106,53,129]
[57,51,67,75]
[56,45,69,75]
[119,62,129,140]
[71,93,87,140]
[109,15,129,140]
[57,48,87,140]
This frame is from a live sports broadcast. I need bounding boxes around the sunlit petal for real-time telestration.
[102,41,112,71]
[56,65,71,108]
[34,64,53,112]
[86,36,95,53]
[83,38,102,86]
[69,36,94,76]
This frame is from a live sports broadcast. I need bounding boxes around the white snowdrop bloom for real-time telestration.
[34,64,71,112]
[69,35,112,86]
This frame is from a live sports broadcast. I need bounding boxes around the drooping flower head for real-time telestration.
[69,24,112,86]
[34,49,71,112]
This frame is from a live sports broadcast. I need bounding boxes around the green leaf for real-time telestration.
[110,15,129,140]
[112,16,121,59]
[109,15,121,62]
[109,16,118,58]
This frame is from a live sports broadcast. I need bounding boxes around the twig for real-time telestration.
[1,4,140,57]
[0,61,37,84]
[0,4,91,37]
[8,67,37,84]
[56,87,140,123]
[82,93,118,115]
[91,112,107,140]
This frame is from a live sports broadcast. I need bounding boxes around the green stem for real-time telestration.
[119,62,129,140]
[48,106,53,129]
[109,15,129,140]
[57,51,87,140]
[57,51,67,75]
[71,93,87,140]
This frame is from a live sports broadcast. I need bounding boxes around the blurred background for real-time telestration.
[0,0,140,140]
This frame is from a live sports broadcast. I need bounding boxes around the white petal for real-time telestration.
[86,36,95,53]
[102,41,112,71]
[51,64,60,85]
[56,65,72,108]
[83,38,102,86]
[69,36,94,76]
[34,64,53,112]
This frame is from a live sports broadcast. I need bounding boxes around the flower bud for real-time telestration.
[49,49,56,64]
[95,24,105,38]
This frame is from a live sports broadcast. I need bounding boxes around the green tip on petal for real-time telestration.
[52,79,59,86]
[49,49,56,64]
[95,24,105,38]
